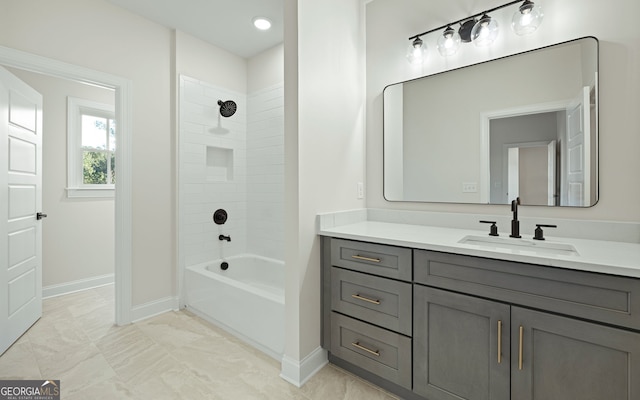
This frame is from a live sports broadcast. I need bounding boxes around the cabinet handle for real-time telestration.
[351,342,380,357]
[351,293,381,305]
[497,320,502,364]
[518,325,524,370]
[351,255,381,263]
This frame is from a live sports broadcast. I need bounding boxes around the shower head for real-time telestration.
[217,100,237,118]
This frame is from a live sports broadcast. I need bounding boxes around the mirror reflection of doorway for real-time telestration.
[506,141,557,206]
[490,110,564,205]
[484,84,596,207]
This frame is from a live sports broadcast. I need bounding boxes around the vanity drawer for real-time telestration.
[331,238,412,281]
[330,312,411,390]
[414,249,640,331]
[331,267,412,335]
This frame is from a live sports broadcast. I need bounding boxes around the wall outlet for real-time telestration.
[357,182,364,199]
[462,182,478,193]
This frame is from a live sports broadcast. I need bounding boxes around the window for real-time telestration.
[67,97,116,198]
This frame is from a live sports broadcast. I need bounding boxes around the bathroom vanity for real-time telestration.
[320,220,640,400]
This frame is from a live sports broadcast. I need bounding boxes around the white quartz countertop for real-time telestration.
[318,221,640,278]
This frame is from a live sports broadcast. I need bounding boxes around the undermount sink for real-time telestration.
[458,235,579,256]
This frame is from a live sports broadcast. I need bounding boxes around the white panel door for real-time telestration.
[547,140,557,206]
[563,87,590,206]
[0,66,43,355]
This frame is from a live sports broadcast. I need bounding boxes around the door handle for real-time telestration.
[351,342,380,357]
[351,293,381,305]
[351,255,381,263]
[497,320,502,364]
[518,325,524,370]
[37,212,48,220]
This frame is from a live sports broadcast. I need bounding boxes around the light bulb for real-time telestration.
[253,17,272,31]
[511,0,544,35]
[437,26,461,57]
[471,13,499,47]
[406,37,426,65]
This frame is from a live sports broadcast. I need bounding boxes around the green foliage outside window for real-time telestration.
[83,151,116,184]
[82,118,116,184]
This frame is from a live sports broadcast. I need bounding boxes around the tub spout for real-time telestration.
[219,234,231,242]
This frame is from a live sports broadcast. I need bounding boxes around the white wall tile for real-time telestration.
[180,77,284,267]
[246,83,285,260]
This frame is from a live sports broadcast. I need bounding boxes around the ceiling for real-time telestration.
[107,0,284,59]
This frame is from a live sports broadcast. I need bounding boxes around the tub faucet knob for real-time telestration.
[219,234,231,242]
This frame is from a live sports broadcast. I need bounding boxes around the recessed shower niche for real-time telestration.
[206,146,234,182]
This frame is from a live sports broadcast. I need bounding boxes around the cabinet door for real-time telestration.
[511,307,640,400]
[414,286,510,400]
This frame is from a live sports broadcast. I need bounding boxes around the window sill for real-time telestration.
[66,187,115,199]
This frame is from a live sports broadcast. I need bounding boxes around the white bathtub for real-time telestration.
[185,254,285,359]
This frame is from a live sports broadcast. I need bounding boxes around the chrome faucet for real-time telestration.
[510,197,521,238]
[218,234,231,242]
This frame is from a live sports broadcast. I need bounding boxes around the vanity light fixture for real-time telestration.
[407,0,544,62]
[471,13,499,47]
[437,26,461,56]
[458,19,477,43]
[406,36,427,65]
[511,0,544,35]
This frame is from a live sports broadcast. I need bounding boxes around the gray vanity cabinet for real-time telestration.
[414,249,640,400]
[322,237,414,391]
[322,237,640,400]
[413,286,510,400]
[414,286,640,400]
[511,307,640,400]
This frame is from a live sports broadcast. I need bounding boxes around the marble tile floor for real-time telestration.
[0,285,398,400]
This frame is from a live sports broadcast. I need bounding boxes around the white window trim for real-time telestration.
[67,96,115,198]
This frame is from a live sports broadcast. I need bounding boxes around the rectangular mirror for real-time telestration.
[384,37,598,207]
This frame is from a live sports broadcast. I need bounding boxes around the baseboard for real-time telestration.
[131,296,180,323]
[280,346,328,388]
[42,274,114,299]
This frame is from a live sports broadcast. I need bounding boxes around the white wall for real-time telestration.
[174,30,247,94]
[248,44,284,93]
[0,0,174,306]
[283,0,366,375]
[367,0,640,223]
[6,68,115,289]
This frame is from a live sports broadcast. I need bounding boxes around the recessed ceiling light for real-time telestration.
[253,17,272,31]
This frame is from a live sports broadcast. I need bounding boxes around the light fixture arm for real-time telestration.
[408,0,522,41]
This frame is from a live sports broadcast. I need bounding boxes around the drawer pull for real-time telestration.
[351,255,381,263]
[351,293,381,305]
[351,341,380,357]
[497,320,502,364]
[518,325,524,370]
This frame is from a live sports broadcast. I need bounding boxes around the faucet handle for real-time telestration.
[533,224,557,240]
[479,220,499,236]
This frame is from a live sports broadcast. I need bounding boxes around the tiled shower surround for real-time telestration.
[179,76,284,267]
